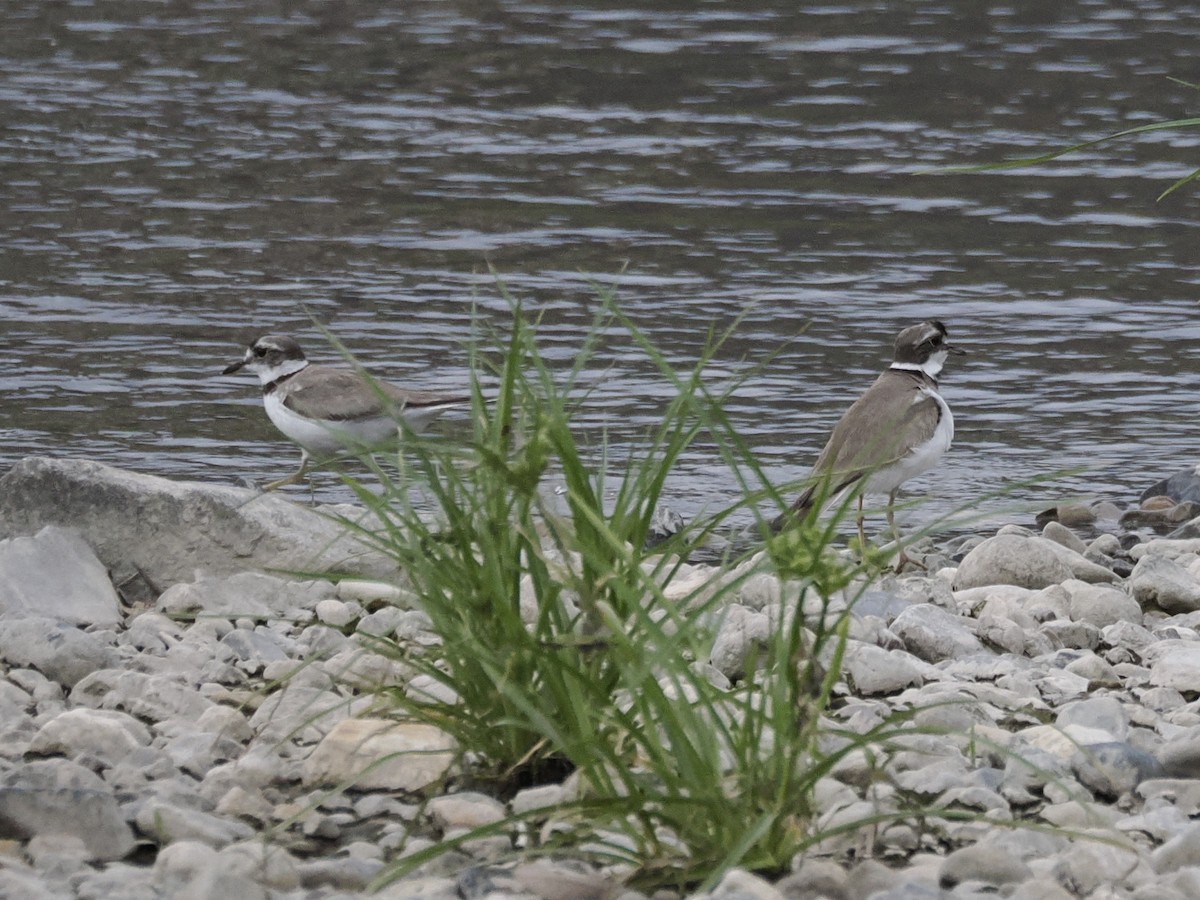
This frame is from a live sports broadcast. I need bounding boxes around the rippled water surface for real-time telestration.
[3,1,1200,536]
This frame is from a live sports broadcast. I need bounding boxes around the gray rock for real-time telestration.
[135,798,255,847]
[890,604,986,662]
[374,876,459,899]
[301,718,457,791]
[218,841,301,890]
[71,668,213,722]
[1071,742,1163,799]
[1153,822,1200,873]
[1051,840,1148,896]
[1160,725,1200,778]
[1138,779,1200,817]
[220,627,292,670]
[1039,619,1101,651]
[709,604,772,679]
[428,792,506,831]
[1055,696,1129,740]
[0,865,62,900]
[248,681,353,744]
[953,534,1074,590]
[0,758,134,860]
[1142,469,1200,505]
[939,842,1032,888]
[1042,521,1089,554]
[1130,554,1200,614]
[75,864,160,900]
[0,617,119,688]
[702,868,787,900]
[158,571,335,621]
[1066,582,1143,629]
[510,861,618,900]
[0,526,122,625]
[153,840,268,900]
[28,708,150,764]
[777,859,849,900]
[843,641,926,695]
[296,857,384,890]
[0,456,396,588]
[1149,646,1200,694]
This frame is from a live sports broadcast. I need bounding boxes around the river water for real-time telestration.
[3,1,1199,540]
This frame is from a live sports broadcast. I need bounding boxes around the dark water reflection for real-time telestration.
[3,1,1199,538]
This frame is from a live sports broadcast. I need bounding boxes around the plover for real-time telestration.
[772,320,964,568]
[223,334,470,490]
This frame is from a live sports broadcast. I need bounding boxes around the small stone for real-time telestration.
[428,792,506,830]
[1145,495,1181,511]
[337,579,412,608]
[939,842,1032,888]
[315,599,360,628]
[1051,840,1147,896]
[135,798,255,847]
[704,868,787,900]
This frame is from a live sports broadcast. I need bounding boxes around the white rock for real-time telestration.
[0,456,397,587]
[1149,646,1200,693]
[0,617,119,688]
[153,840,268,900]
[1065,581,1143,629]
[29,708,150,762]
[158,571,335,620]
[709,604,772,679]
[1130,538,1200,561]
[0,758,134,860]
[890,604,987,662]
[248,681,353,744]
[703,868,787,900]
[1130,555,1200,614]
[336,579,412,607]
[315,598,360,628]
[427,791,506,830]
[302,718,457,791]
[953,534,1073,590]
[136,798,255,847]
[843,641,926,695]
[0,525,122,625]
[71,668,213,722]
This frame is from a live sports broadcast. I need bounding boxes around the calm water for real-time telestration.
[3,1,1199,538]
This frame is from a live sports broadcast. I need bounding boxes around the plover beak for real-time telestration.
[947,344,966,356]
[222,358,247,375]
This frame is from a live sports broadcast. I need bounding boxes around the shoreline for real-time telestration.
[2,456,1200,898]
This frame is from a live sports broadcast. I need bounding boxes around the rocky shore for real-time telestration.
[3,456,1200,899]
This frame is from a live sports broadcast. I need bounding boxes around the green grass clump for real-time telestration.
[329,294,897,891]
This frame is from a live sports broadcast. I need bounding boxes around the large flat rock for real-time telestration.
[0,457,397,589]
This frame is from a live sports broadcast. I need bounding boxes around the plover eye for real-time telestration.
[254,346,268,358]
